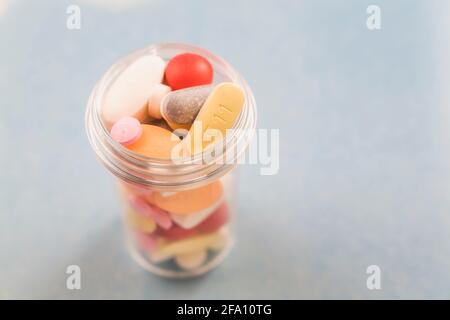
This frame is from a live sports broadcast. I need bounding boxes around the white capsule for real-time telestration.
[147,83,171,119]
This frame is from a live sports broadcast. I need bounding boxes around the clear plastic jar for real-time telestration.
[85,43,256,278]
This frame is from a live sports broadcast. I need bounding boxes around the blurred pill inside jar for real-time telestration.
[86,43,256,278]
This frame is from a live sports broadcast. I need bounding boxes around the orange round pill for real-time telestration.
[153,181,223,215]
[127,124,180,159]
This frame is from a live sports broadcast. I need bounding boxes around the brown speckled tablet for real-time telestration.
[161,85,212,125]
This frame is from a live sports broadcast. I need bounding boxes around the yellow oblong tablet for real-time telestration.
[186,82,244,153]
[127,209,157,233]
[175,250,207,270]
[149,229,228,262]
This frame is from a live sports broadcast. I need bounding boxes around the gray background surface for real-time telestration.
[1,0,450,299]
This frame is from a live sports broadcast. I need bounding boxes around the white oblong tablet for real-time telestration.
[102,55,166,128]
[175,250,207,270]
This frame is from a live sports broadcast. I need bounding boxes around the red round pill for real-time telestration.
[164,53,213,90]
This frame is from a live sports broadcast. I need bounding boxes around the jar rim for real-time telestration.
[85,43,257,190]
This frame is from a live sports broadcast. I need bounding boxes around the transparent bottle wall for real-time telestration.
[119,173,236,278]
[86,43,256,278]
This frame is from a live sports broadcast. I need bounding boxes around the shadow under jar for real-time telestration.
[85,43,257,278]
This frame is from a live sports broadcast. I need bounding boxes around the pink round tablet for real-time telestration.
[110,117,142,146]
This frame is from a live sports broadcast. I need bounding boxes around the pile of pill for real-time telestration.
[101,52,245,271]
